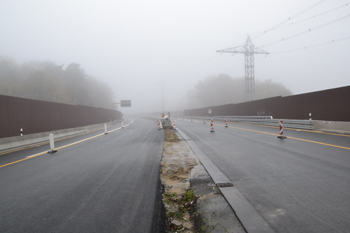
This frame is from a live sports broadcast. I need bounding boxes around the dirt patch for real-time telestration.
[164,129,179,142]
[161,141,197,194]
[160,131,198,232]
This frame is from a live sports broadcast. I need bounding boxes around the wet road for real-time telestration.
[0,118,164,233]
[176,119,350,233]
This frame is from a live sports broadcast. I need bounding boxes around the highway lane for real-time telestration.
[176,119,350,233]
[0,118,164,233]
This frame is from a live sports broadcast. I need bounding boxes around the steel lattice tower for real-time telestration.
[217,36,269,101]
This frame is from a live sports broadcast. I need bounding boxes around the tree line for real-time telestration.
[0,56,115,109]
[184,74,292,109]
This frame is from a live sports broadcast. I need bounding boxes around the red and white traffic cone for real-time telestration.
[210,120,215,132]
[158,120,163,130]
[225,117,228,128]
[173,121,176,130]
[203,117,206,124]
[277,120,287,139]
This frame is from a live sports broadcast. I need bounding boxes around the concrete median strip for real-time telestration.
[177,128,275,233]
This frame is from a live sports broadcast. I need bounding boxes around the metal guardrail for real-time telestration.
[182,116,313,130]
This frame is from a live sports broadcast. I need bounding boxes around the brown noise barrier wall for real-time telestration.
[184,85,350,122]
[0,94,122,138]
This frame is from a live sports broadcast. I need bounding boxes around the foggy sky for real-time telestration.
[1,0,349,114]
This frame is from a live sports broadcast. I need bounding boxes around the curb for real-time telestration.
[177,128,275,233]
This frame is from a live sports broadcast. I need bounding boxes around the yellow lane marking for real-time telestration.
[0,121,132,156]
[0,120,134,168]
[0,152,47,168]
[231,121,350,137]
[286,136,350,150]
[191,119,350,137]
[212,123,350,151]
[0,128,103,156]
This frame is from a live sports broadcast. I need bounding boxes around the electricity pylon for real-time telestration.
[217,36,269,101]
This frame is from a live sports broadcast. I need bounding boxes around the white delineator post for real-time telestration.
[104,124,108,134]
[173,121,176,130]
[277,120,287,139]
[309,113,312,121]
[225,117,228,128]
[48,133,57,154]
[20,128,23,136]
[203,117,206,124]
[210,119,215,132]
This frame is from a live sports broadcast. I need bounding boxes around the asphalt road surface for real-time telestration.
[176,119,350,233]
[0,118,164,233]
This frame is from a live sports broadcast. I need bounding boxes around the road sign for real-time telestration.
[121,100,131,107]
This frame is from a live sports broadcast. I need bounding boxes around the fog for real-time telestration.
[1,0,349,114]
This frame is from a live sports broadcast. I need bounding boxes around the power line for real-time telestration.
[255,3,350,36]
[152,54,233,87]
[261,13,350,48]
[252,0,326,39]
[271,35,350,54]
[173,54,222,78]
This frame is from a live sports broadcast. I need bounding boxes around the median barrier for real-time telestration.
[0,121,118,154]
[183,116,313,130]
[313,120,350,134]
[180,116,350,135]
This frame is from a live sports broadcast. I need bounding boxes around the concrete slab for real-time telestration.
[191,160,246,233]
